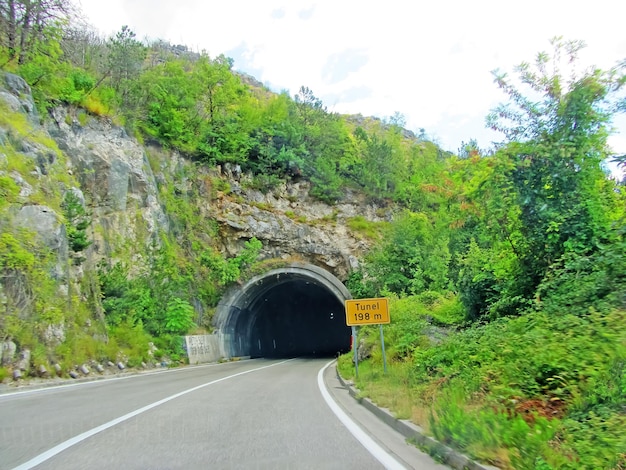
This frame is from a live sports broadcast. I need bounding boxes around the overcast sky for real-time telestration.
[77,0,626,159]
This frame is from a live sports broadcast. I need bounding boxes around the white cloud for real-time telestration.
[78,0,626,153]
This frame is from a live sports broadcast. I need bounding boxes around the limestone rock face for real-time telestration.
[1,71,384,290]
[1,73,39,123]
[46,107,169,264]
[14,205,69,281]
[208,178,388,279]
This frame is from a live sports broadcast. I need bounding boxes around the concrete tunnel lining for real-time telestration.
[214,263,353,358]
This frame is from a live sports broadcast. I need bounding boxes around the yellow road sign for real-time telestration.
[345,298,390,326]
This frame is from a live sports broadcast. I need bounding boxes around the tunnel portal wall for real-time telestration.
[214,263,352,358]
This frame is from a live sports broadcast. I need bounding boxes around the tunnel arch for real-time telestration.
[214,263,352,358]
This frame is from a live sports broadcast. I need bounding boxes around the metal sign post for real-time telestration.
[352,326,358,379]
[379,324,387,374]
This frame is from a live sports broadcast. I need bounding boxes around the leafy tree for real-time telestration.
[384,111,406,128]
[309,153,343,203]
[483,37,625,303]
[456,139,482,159]
[195,54,240,123]
[393,139,448,212]
[294,86,325,138]
[14,25,94,111]
[351,125,407,202]
[359,211,450,296]
[241,92,297,175]
[289,86,356,197]
[309,115,353,194]
[194,54,251,162]
[293,87,342,156]
[139,59,200,150]
[106,25,146,110]
[0,0,73,64]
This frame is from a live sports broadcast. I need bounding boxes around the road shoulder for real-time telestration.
[323,361,449,470]
[327,362,500,470]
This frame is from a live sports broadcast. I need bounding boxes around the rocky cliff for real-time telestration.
[44,98,388,280]
[0,72,387,378]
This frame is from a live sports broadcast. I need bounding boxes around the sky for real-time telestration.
[77,0,626,162]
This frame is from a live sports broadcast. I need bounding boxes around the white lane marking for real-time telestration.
[317,360,406,470]
[12,360,292,470]
[0,360,253,399]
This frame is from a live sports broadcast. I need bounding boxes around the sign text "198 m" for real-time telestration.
[345,298,390,326]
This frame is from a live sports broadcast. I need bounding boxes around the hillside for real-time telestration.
[0,70,396,368]
[1,4,626,469]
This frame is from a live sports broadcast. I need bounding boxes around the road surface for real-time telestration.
[0,358,447,469]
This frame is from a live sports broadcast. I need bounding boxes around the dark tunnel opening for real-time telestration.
[247,279,351,359]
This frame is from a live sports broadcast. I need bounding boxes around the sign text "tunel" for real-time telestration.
[344,298,390,326]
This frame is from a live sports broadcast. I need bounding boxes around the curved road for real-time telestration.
[0,359,446,469]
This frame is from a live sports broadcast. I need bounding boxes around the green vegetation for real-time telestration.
[1,4,625,467]
[62,190,91,252]
[340,306,626,469]
[0,104,109,374]
[346,215,386,240]
[341,38,626,469]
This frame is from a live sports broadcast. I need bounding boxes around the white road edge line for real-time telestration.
[12,359,293,470]
[317,360,406,470]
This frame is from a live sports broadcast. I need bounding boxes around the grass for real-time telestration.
[339,295,626,470]
[284,210,307,223]
[250,201,273,212]
[346,215,387,240]
[320,210,339,223]
[81,95,110,116]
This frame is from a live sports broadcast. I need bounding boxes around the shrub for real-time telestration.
[153,334,186,360]
[108,321,152,363]
[346,216,385,240]
[0,175,20,208]
[62,190,92,252]
[164,298,196,335]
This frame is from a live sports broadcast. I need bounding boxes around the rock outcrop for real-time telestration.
[1,72,385,284]
[208,179,386,279]
[1,72,39,123]
[0,71,389,382]
[46,106,169,266]
[14,205,68,281]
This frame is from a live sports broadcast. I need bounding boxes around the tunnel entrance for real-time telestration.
[248,280,346,358]
[214,263,352,359]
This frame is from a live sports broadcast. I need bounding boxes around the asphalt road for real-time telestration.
[0,359,447,469]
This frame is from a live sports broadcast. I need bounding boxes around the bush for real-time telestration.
[164,298,196,335]
[0,175,20,208]
[349,291,626,468]
[537,239,626,315]
[62,190,92,252]
[108,321,153,364]
[430,387,559,469]
[346,216,385,240]
[247,173,282,193]
[153,334,186,360]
